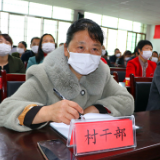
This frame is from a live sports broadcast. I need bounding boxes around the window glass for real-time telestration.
[3,0,28,14]
[126,32,136,52]
[29,2,52,18]
[0,0,1,10]
[118,19,133,31]
[58,22,71,46]
[52,7,73,21]
[136,34,146,44]
[107,29,118,55]
[133,22,143,33]
[101,27,108,48]
[102,15,118,28]
[117,30,127,54]
[0,12,9,33]
[26,17,41,47]
[9,15,25,45]
[84,12,101,25]
[43,19,57,43]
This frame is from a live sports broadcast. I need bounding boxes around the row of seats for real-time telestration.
[0,68,152,113]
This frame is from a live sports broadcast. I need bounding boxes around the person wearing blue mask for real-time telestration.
[0,19,134,132]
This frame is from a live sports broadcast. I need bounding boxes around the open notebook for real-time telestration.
[50,113,140,139]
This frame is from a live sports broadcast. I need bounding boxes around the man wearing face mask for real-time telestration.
[150,51,158,63]
[21,37,40,63]
[109,48,121,65]
[125,40,157,78]
[116,50,132,68]
[0,19,134,132]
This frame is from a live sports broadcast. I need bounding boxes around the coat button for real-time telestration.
[80,90,85,96]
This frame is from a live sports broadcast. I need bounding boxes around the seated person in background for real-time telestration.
[0,34,25,73]
[102,45,112,67]
[150,51,158,63]
[59,43,64,47]
[109,48,121,65]
[125,40,157,78]
[0,19,134,132]
[27,33,55,69]
[21,37,40,63]
[116,50,132,68]
[12,41,27,58]
[147,62,160,111]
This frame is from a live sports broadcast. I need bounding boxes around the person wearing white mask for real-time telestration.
[0,19,134,132]
[12,41,27,58]
[21,37,40,63]
[27,34,55,70]
[116,50,132,68]
[150,51,158,63]
[125,40,157,78]
[109,48,121,66]
[0,34,25,73]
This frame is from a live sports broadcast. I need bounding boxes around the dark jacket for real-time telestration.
[109,55,117,64]
[146,62,160,111]
[21,50,35,63]
[104,58,113,67]
[8,55,25,73]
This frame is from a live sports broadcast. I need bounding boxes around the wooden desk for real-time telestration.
[1,111,160,160]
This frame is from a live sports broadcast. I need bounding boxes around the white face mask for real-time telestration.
[67,49,101,75]
[0,43,11,56]
[31,46,39,54]
[125,57,130,61]
[102,49,106,56]
[17,48,24,54]
[151,57,158,63]
[142,51,152,60]
[42,43,55,54]
[116,53,121,57]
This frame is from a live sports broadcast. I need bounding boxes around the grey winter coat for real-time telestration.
[0,46,134,132]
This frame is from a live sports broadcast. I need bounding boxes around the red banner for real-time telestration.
[154,25,160,39]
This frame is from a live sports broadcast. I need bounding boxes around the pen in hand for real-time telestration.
[53,88,85,120]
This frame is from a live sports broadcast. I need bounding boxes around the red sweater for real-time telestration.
[125,57,157,78]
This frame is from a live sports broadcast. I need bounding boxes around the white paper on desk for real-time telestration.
[49,113,113,139]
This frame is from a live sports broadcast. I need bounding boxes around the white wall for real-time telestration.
[147,25,160,53]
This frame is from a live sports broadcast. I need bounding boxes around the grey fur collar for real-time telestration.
[42,46,108,100]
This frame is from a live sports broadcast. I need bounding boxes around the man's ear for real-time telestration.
[64,43,69,57]
[30,44,32,49]
[138,49,141,55]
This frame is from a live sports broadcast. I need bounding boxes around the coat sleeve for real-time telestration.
[0,76,48,132]
[95,73,134,117]
[125,61,136,77]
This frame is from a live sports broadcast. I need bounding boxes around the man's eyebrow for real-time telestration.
[93,44,101,47]
[77,41,86,44]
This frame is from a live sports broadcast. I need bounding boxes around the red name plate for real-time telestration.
[74,119,134,154]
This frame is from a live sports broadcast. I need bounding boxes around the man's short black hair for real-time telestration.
[114,48,119,53]
[137,40,153,51]
[19,41,27,48]
[31,37,40,44]
[66,18,104,46]
[152,51,158,56]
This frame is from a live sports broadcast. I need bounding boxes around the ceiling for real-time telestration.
[22,0,160,25]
